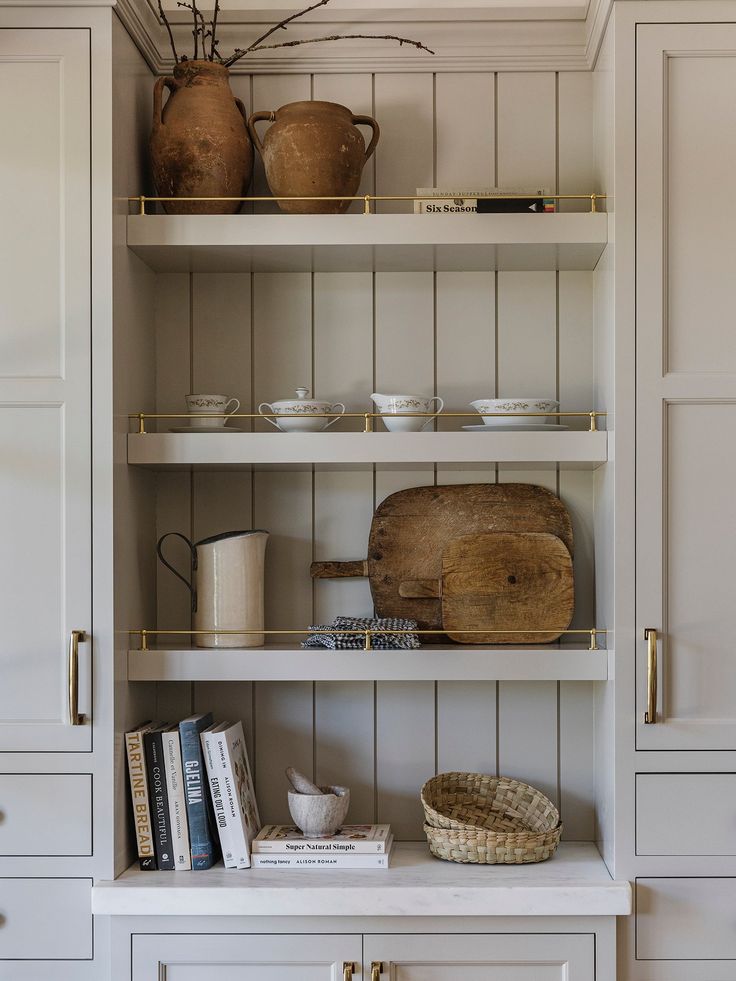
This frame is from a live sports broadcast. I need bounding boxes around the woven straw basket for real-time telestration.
[420,772,562,865]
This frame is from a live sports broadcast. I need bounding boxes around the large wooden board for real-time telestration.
[311,483,573,630]
[441,532,574,644]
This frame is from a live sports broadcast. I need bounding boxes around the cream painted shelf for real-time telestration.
[127,430,608,470]
[126,212,608,273]
[91,842,631,918]
[127,644,610,682]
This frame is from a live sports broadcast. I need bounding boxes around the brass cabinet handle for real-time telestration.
[371,964,383,981]
[343,964,355,981]
[644,627,658,724]
[68,630,87,726]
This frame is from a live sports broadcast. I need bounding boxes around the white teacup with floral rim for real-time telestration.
[185,393,241,428]
[470,397,559,428]
[371,393,444,432]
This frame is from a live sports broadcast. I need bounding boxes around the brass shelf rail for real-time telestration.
[128,193,607,216]
[129,410,607,434]
[131,627,607,652]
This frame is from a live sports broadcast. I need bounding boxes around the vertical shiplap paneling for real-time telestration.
[373,72,436,833]
[434,72,498,776]
[557,74,597,838]
[191,272,255,753]
[373,74,434,213]
[310,67,377,813]
[495,72,560,805]
[557,72,594,213]
[154,273,194,720]
[249,76,314,823]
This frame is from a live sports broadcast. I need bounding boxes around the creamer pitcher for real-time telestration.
[157,530,269,648]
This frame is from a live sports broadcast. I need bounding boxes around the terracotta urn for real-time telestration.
[247,101,380,214]
[150,60,253,215]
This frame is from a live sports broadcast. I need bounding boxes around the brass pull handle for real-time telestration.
[371,964,383,981]
[342,964,355,981]
[68,630,87,726]
[644,627,658,724]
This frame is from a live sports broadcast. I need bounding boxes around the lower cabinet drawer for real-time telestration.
[637,773,736,855]
[637,878,736,959]
[0,878,92,960]
[133,934,362,980]
[0,774,92,856]
[365,934,595,980]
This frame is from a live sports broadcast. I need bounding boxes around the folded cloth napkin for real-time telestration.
[302,615,421,650]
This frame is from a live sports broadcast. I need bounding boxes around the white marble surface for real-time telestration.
[92,842,631,918]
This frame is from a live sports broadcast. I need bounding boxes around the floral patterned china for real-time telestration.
[370,393,445,432]
[258,387,346,433]
[470,397,559,428]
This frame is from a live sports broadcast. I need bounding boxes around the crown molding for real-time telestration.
[115,0,605,73]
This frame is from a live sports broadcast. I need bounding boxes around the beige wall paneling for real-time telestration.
[434,72,498,780]
[374,73,434,213]
[496,72,556,189]
[154,274,194,721]
[558,72,594,212]
[251,75,311,213]
[252,233,314,820]
[191,272,254,745]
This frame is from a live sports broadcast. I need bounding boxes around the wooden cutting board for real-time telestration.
[401,532,574,644]
[310,483,574,631]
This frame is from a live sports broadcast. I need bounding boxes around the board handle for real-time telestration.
[310,559,368,579]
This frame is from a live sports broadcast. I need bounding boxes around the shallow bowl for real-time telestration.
[470,397,559,427]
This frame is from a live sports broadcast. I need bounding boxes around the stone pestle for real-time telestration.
[286,766,323,796]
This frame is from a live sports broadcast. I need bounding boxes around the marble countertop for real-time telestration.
[92,841,631,917]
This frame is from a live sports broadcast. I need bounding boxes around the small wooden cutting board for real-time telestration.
[401,532,574,644]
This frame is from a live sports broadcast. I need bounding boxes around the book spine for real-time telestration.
[215,730,250,869]
[180,720,216,870]
[201,731,237,869]
[163,731,191,870]
[251,853,391,869]
[144,730,175,871]
[124,731,157,870]
[253,840,389,854]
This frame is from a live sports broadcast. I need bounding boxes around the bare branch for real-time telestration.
[224,32,435,67]
[210,0,221,61]
[156,0,179,63]
[238,0,332,57]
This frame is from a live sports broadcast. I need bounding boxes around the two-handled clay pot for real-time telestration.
[150,60,253,215]
[247,101,380,214]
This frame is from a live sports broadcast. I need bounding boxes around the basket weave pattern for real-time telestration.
[421,772,562,865]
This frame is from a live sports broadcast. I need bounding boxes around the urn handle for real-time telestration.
[351,114,380,163]
[152,75,177,129]
[247,110,276,157]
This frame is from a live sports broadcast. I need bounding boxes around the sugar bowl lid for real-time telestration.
[269,387,333,410]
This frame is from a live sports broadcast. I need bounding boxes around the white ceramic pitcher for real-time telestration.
[157,530,269,648]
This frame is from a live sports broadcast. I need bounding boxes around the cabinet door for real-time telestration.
[0,29,91,751]
[363,934,594,981]
[636,23,736,750]
[132,934,362,981]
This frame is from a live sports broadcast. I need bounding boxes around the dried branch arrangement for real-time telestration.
[157,0,434,67]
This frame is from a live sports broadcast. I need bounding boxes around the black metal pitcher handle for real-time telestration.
[156,532,197,613]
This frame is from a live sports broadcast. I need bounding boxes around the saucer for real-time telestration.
[169,425,245,433]
[462,423,570,432]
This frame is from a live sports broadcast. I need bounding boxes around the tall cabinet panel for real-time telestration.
[0,29,91,752]
[636,22,736,750]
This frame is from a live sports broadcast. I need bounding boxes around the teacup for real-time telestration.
[185,394,240,428]
[371,393,444,432]
[470,397,559,428]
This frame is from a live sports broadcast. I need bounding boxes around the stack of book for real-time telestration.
[414,186,556,214]
[125,714,259,871]
[251,824,394,869]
